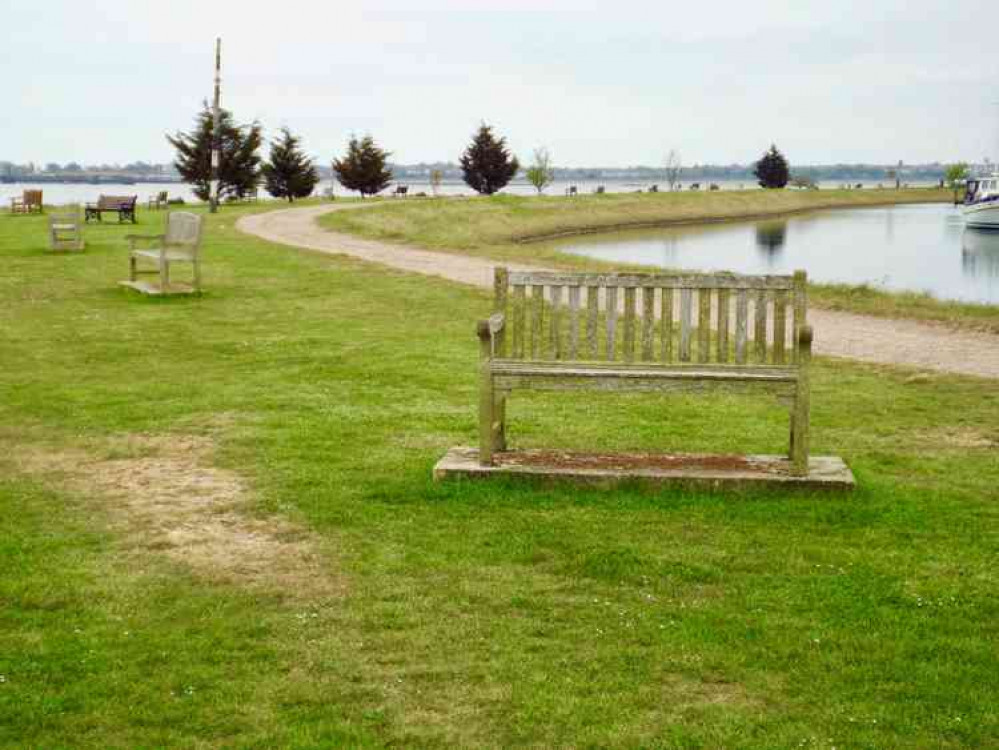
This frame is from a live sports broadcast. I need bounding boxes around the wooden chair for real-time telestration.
[147,190,169,210]
[120,211,203,295]
[48,205,84,251]
[11,190,43,214]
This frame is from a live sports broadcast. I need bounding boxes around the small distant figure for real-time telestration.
[594,185,605,194]
[566,185,578,196]
[648,184,659,193]
[709,183,720,191]
[689,183,701,191]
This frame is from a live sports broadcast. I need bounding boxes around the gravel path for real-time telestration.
[237,204,999,379]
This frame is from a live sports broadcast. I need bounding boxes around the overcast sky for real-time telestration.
[4,0,998,167]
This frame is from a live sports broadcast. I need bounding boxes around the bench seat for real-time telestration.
[489,360,799,393]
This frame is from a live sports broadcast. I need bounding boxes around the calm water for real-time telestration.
[556,203,999,305]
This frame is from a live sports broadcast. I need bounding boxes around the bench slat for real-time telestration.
[549,285,563,360]
[698,289,711,364]
[494,268,508,357]
[568,285,581,360]
[735,289,748,364]
[661,288,673,363]
[717,288,730,363]
[512,285,526,358]
[774,290,788,365]
[793,270,808,364]
[605,287,618,360]
[755,290,768,364]
[586,286,599,359]
[623,287,636,362]
[679,288,693,362]
[531,284,544,359]
[641,288,655,362]
[508,271,795,290]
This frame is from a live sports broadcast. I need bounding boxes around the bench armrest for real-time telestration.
[476,313,506,358]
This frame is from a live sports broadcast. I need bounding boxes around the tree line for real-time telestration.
[166,104,961,202]
[168,105,529,202]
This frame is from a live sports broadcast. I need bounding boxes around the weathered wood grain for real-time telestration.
[698,289,711,364]
[606,286,618,361]
[679,288,693,362]
[568,285,581,360]
[641,288,655,362]
[623,287,637,362]
[717,288,730,363]
[755,289,768,364]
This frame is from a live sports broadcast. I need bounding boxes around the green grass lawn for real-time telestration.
[1,205,997,748]
[319,189,999,333]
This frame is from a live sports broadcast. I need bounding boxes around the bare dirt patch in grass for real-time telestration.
[913,427,998,450]
[12,433,341,599]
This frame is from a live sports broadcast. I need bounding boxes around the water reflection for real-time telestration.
[754,220,787,265]
[555,204,998,304]
[962,229,999,278]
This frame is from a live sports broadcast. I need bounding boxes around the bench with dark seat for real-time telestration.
[392,185,408,197]
[85,195,137,223]
[476,267,813,474]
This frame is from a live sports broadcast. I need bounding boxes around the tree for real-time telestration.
[945,162,969,203]
[333,135,392,197]
[460,123,519,195]
[753,144,790,189]
[430,169,443,197]
[664,149,682,191]
[525,147,555,194]
[262,127,319,202]
[167,103,262,202]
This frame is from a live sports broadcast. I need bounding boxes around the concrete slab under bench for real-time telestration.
[434,447,855,492]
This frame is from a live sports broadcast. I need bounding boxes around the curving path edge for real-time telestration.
[237,203,999,379]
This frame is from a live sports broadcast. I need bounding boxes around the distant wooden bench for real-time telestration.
[85,195,137,223]
[48,205,84,251]
[121,211,203,295]
[392,185,408,197]
[11,189,43,214]
[476,268,813,474]
[147,190,168,210]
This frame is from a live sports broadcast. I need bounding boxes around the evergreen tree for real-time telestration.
[167,103,262,202]
[262,127,319,202]
[753,144,790,189]
[333,135,392,197]
[460,123,519,195]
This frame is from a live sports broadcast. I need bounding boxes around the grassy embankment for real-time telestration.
[320,188,999,333]
[1,204,997,748]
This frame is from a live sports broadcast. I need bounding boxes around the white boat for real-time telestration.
[962,175,999,228]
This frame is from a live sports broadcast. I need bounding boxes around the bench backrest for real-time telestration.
[164,211,203,253]
[490,268,807,367]
[23,190,43,206]
[97,195,137,209]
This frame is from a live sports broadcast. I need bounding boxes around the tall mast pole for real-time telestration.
[210,37,222,214]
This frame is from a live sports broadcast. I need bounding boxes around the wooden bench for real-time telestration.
[48,205,84,251]
[85,195,137,223]
[11,189,43,214]
[147,190,168,210]
[476,268,814,474]
[392,185,409,197]
[120,211,203,295]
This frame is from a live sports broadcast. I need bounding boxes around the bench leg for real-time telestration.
[790,384,810,476]
[479,374,495,466]
[129,254,137,282]
[493,392,507,452]
[160,256,170,291]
